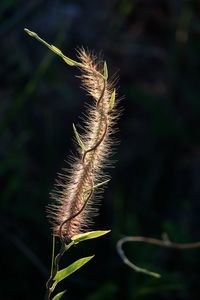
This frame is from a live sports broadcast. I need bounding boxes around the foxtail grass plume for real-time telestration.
[24,28,119,240]
[48,49,119,240]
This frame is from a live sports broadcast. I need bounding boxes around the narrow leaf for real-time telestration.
[84,179,110,194]
[109,89,116,110]
[103,61,108,80]
[92,179,110,190]
[54,256,94,282]
[72,230,111,244]
[62,56,83,67]
[24,28,50,49]
[73,123,85,152]
[52,290,67,300]
[24,28,83,68]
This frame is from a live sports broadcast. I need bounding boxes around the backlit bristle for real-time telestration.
[48,49,119,239]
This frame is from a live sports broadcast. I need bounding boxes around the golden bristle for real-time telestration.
[48,49,118,239]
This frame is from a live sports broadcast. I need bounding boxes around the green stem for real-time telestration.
[50,236,55,278]
[46,239,74,300]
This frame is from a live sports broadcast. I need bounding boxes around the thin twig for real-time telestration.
[117,235,200,278]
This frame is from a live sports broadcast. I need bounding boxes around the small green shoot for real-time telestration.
[52,290,67,300]
[103,61,108,81]
[24,28,83,68]
[73,123,86,153]
[84,179,110,195]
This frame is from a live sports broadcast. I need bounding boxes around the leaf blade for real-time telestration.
[73,123,85,152]
[24,28,83,68]
[104,61,108,80]
[54,256,94,282]
[52,290,67,300]
[72,230,111,244]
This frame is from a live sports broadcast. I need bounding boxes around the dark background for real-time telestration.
[1,0,200,299]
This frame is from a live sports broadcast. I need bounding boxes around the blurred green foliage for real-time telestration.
[1,0,200,299]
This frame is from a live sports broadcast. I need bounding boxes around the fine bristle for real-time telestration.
[48,49,119,239]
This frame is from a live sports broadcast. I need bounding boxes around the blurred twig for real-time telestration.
[117,234,200,278]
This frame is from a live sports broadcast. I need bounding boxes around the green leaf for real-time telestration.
[92,179,110,190]
[109,89,116,110]
[72,230,111,244]
[73,123,85,152]
[50,45,62,55]
[52,290,67,300]
[62,56,81,67]
[24,28,83,68]
[24,28,37,37]
[103,61,108,80]
[54,256,94,282]
[84,179,110,194]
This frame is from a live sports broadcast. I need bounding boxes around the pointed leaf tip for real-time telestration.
[24,28,37,37]
[52,290,67,300]
[73,123,85,152]
[62,56,82,67]
[92,179,110,190]
[72,230,111,244]
[24,28,82,68]
[84,179,110,195]
[104,61,108,80]
[54,256,94,282]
